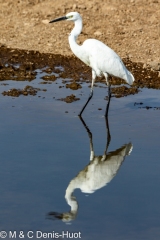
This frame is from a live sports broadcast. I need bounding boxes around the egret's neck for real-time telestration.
[68,18,82,56]
[65,179,79,212]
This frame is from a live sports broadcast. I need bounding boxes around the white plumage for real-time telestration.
[50,12,135,115]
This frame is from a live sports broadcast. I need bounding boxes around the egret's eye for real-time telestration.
[68,15,73,19]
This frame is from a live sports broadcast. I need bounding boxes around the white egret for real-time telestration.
[49,12,135,116]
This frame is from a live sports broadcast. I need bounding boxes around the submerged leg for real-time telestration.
[78,70,96,116]
[78,90,93,116]
[79,115,94,161]
[105,83,111,117]
[103,73,112,117]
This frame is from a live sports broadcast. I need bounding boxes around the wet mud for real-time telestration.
[66,82,82,90]
[111,85,139,98]
[2,85,46,97]
[0,46,160,101]
[58,94,80,103]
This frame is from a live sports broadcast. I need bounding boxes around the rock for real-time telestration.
[42,19,49,24]
[66,82,82,90]
[78,4,86,9]
[149,61,160,71]
[94,31,102,36]
[59,94,80,103]
[143,63,147,69]
[42,75,57,81]
[73,4,77,10]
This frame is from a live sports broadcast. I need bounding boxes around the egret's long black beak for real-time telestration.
[49,16,67,23]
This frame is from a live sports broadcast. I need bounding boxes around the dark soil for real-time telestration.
[0,46,160,101]
[2,85,46,97]
[58,94,80,103]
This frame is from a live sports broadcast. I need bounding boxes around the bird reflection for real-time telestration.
[47,116,133,222]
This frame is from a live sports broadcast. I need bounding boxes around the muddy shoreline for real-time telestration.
[0,46,160,100]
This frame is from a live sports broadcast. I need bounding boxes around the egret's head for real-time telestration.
[66,12,82,21]
[47,211,76,223]
[49,12,81,24]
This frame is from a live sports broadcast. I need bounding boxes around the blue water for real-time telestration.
[0,74,160,239]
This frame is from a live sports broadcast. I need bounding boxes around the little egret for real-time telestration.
[49,12,135,116]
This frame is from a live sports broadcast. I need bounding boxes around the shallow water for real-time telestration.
[0,71,160,240]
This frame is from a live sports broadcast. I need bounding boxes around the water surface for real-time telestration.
[0,73,160,240]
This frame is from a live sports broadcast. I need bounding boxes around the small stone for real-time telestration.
[42,19,49,24]
[59,94,80,103]
[149,61,160,71]
[66,82,82,90]
[94,31,102,36]
[143,63,147,69]
[73,4,77,10]
[78,4,86,9]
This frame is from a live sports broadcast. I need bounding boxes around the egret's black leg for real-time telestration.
[105,84,112,117]
[78,90,93,116]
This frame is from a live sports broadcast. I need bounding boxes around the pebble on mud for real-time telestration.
[149,61,160,71]
[66,82,82,90]
[41,75,57,81]
[94,31,102,36]
[42,20,49,24]
[58,94,80,103]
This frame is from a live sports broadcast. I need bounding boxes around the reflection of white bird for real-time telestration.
[66,143,133,196]
[63,143,133,221]
[49,12,135,116]
[47,117,133,222]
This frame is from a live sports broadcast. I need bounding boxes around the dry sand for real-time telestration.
[0,0,160,65]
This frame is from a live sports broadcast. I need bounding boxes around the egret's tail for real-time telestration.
[125,143,133,156]
[127,71,135,85]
